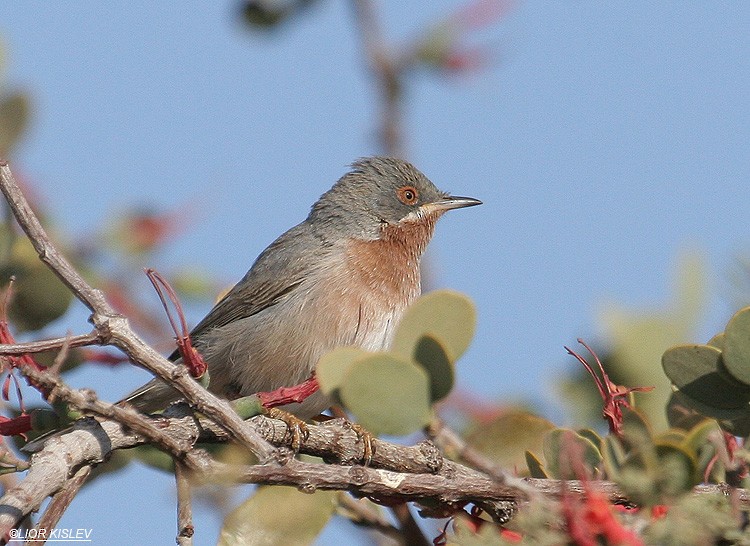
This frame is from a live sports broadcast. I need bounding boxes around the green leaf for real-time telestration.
[0,239,74,331]
[391,289,476,363]
[0,92,29,155]
[707,333,725,351]
[654,442,698,496]
[654,430,686,445]
[621,406,654,447]
[668,390,750,437]
[682,419,723,483]
[722,306,750,385]
[662,344,750,410]
[602,435,626,480]
[681,419,721,455]
[413,335,454,402]
[338,354,431,436]
[576,428,603,451]
[315,347,367,396]
[465,411,555,471]
[542,428,602,479]
[218,487,336,546]
[524,451,548,478]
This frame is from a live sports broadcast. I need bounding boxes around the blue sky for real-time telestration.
[1,2,749,544]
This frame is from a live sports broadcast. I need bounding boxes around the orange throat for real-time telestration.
[344,213,440,303]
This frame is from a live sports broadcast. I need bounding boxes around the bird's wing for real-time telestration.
[176,222,324,353]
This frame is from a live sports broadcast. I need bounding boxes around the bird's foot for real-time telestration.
[349,422,375,466]
[264,407,309,451]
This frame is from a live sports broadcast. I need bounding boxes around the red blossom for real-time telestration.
[565,339,653,436]
[0,414,32,437]
[146,269,207,379]
[500,529,522,543]
[650,505,668,520]
[124,208,190,253]
[563,484,644,546]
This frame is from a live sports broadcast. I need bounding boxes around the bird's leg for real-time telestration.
[256,375,319,451]
[351,423,374,466]
[330,406,375,466]
[263,407,309,451]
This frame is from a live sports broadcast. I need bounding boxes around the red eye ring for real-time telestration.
[396,185,419,205]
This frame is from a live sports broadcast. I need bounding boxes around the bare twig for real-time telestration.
[18,362,197,461]
[391,503,430,546]
[336,494,402,542]
[0,331,102,356]
[175,462,194,546]
[33,466,92,543]
[428,418,536,499]
[350,0,404,157]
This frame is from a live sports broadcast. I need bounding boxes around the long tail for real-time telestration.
[23,379,183,453]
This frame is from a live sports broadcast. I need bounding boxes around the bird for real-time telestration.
[122,157,482,421]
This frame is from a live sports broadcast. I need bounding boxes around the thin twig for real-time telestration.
[391,504,430,546]
[428,418,537,498]
[0,331,102,356]
[336,494,402,542]
[19,362,196,460]
[350,0,404,157]
[175,462,194,546]
[33,466,92,543]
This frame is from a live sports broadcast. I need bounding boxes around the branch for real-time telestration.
[350,0,404,157]
[335,494,402,541]
[0,331,102,356]
[4,389,748,536]
[0,161,275,462]
[175,462,194,546]
[33,466,91,540]
[0,161,111,312]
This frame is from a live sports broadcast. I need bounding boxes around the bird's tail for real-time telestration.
[23,379,183,453]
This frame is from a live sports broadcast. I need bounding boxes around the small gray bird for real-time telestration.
[123,157,481,418]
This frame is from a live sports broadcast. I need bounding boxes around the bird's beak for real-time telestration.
[423,195,482,213]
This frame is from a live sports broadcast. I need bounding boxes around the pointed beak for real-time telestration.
[423,195,482,213]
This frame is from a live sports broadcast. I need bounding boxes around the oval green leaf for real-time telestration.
[542,428,602,479]
[662,344,750,410]
[315,347,367,396]
[338,354,431,436]
[218,486,336,546]
[722,306,750,385]
[654,442,698,496]
[391,290,476,363]
[466,411,555,471]
[413,335,454,402]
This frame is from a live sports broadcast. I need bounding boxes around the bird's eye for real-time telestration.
[396,185,419,205]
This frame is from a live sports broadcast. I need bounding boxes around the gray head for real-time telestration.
[308,157,481,240]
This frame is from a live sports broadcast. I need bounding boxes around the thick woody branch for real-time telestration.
[4,392,748,535]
